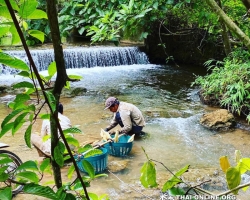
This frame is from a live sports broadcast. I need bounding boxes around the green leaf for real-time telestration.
[13,81,34,89]
[64,193,76,200]
[0,122,14,138]
[226,167,241,194]
[9,23,21,44]
[0,52,29,71]
[67,165,75,179]
[68,74,82,80]
[44,91,56,112]
[82,160,95,178]
[19,0,38,19]
[168,187,185,196]
[65,137,79,148]
[54,143,64,167]
[48,61,56,77]
[40,158,50,172]
[27,9,48,19]
[17,171,39,183]
[39,114,50,120]
[140,160,157,188]
[63,127,82,134]
[0,172,8,181]
[238,158,250,174]
[23,183,58,199]
[0,26,10,37]
[175,164,190,176]
[12,112,29,135]
[24,124,32,148]
[22,21,28,31]
[0,187,12,200]
[28,30,45,43]
[84,149,102,158]
[162,176,182,192]
[17,71,30,78]
[0,6,12,19]
[17,160,38,171]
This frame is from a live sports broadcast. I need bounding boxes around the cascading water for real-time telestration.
[0,46,149,75]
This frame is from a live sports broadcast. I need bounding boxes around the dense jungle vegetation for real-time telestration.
[1,0,250,199]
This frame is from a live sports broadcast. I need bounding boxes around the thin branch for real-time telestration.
[4,1,90,199]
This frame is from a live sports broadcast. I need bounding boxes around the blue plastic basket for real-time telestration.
[75,148,108,174]
[104,135,133,157]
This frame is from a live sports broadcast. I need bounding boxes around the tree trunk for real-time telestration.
[46,0,67,188]
[206,0,250,51]
[216,0,231,55]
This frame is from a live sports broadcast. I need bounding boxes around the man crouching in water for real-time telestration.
[104,97,146,137]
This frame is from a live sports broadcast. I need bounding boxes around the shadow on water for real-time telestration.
[1,62,250,199]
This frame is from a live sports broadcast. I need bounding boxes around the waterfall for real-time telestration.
[0,46,149,75]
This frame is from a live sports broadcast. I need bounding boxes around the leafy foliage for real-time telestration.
[192,48,250,121]
[219,150,250,194]
[0,0,48,45]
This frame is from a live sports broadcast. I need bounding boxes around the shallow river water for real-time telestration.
[1,63,250,199]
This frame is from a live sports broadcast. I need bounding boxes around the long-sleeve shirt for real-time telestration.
[40,113,72,154]
[106,101,145,133]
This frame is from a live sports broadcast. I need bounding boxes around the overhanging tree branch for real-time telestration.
[206,0,250,50]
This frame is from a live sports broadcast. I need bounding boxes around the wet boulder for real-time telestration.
[200,109,236,131]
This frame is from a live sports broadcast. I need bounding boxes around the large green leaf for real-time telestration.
[24,123,32,148]
[238,158,250,174]
[39,158,50,172]
[48,61,56,77]
[27,9,47,19]
[0,52,29,71]
[0,26,10,37]
[0,187,12,200]
[0,6,11,19]
[226,167,241,194]
[1,107,25,128]
[16,171,39,183]
[14,94,30,103]
[9,24,21,44]
[23,183,58,199]
[82,160,95,178]
[28,30,45,43]
[19,0,38,19]
[140,160,157,188]
[17,160,38,171]
[13,81,34,89]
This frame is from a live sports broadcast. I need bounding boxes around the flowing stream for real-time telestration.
[0,47,250,199]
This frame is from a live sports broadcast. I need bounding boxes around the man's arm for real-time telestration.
[105,115,118,131]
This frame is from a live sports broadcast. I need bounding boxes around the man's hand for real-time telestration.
[109,131,115,135]
[104,128,109,132]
